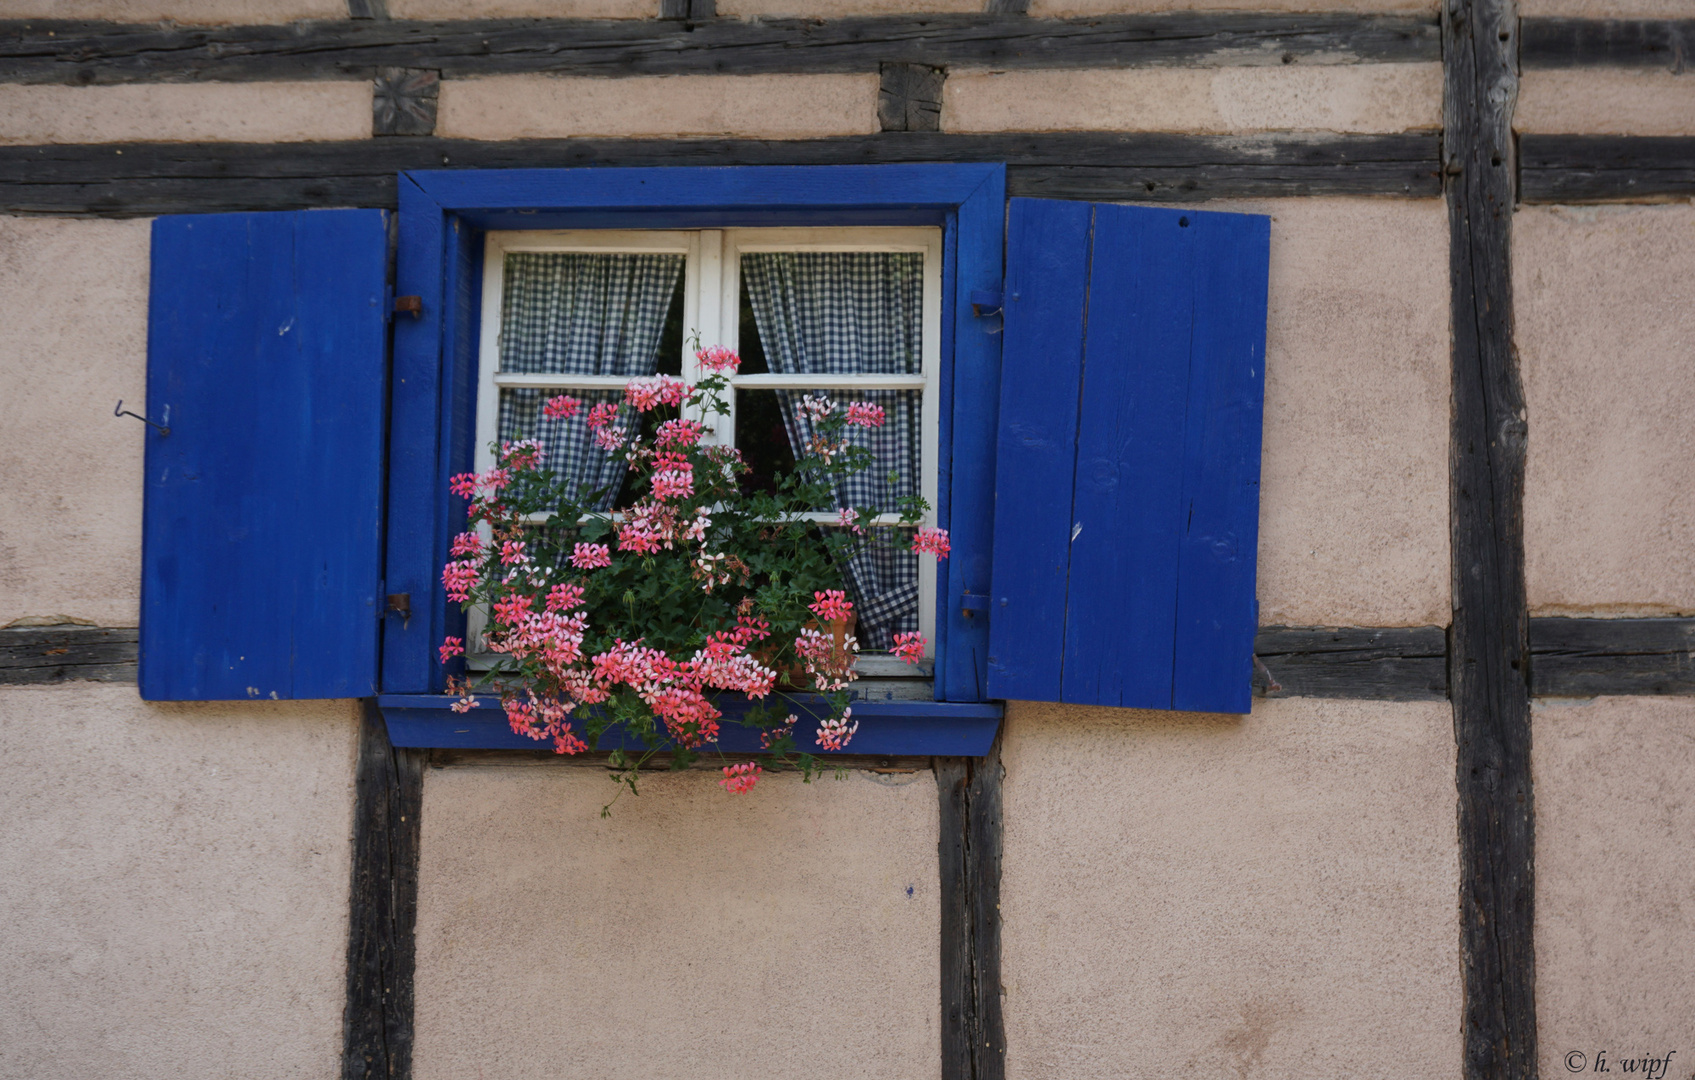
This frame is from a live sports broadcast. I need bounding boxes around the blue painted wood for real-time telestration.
[379,694,1003,755]
[384,164,1007,699]
[1170,210,1270,714]
[381,177,450,693]
[141,209,388,700]
[1063,204,1197,709]
[983,200,1268,713]
[985,199,1093,703]
[937,167,1006,702]
[409,164,1005,217]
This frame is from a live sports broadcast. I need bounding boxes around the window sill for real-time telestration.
[377,693,1002,755]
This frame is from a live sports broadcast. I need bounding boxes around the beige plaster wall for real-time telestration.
[1032,0,1435,14]
[1234,198,1451,628]
[390,0,654,16]
[1517,71,1695,137]
[0,216,148,629]
[0,0,342,20]
[436,73,880,140]
[945,64,1443,135]
[999,697,1460,1079]
[413,762,940,1080]
[0,683,358,1080]
[720,0,978,13]
[1519,0,1690,16]
[1516,203,1695,617]
[1534,696,1695,1078]
[0,83,372,145]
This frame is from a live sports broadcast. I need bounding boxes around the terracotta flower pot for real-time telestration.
[761,612,857,690]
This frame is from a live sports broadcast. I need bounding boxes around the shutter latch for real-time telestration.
[961,589,991,619]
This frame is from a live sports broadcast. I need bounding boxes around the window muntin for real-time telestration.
[473,226,942,657]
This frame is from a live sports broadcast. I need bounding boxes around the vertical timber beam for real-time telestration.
[1444,0,1537,1076]
[937,736,1005,1080]
[343,703,426,1080]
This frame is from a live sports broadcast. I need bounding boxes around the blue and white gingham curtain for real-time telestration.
[741,251,924,651]
[496,252,683,508]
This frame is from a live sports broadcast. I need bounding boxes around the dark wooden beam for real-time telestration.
[936,734,1004,1080]
[1531,617,1695,697]
[1253,626,1448,700]
[878,62,944,133]
[0,14,1439,85]
[1520,17,1694,70]
[372,67,439,136]
[343,702,426,1080]
[1445,0,1537,1075]
[0,132,1440,216]
[1519,134,1695,202]
[0,624,137,684]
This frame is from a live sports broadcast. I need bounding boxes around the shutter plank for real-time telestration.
[985,198,1092,703]
[1172,210,1270,713]
[1063,205,1196,709]
[142,209,388,700]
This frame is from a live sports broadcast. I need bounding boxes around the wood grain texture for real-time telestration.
[0,624,138,684]
[141,209,389,701]
[1252,625,1448,700]
[0,133,1440,216]
[1520,18,1694,70]
[1530,617,1695,697]
[373,67,438,136]
[0,14,1440,85]
[936,735,1004,1080]
[878,62,943,133]
[343,702,425,1080]
[1445,0,1537,1074]
[1519,134,1695,201]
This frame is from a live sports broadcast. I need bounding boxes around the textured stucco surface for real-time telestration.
[0,216,148,628]
[413,763,940,1080]
[0,0,341,19]
[944,64,1442,134]
[437,73,880,140]
[1516,203,1695,617]
[1000,698,1460,1079]
[1236,198,1451,628]
[1519,0,1690,15]
[1535,696,1695,1078]
[721,0,977,13]
[1032,0,1433,14]
[390,0,653,15]
[0,83,372,145]
[0,683,358,1080]
[1517,71,1695,137]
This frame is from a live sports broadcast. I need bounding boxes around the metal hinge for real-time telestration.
[970,289,1003,317]
[961,589,991,619]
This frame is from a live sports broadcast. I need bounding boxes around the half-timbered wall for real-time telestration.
[1,0,1691,1077]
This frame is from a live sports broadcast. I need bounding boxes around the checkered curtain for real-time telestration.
[496,252,683,508]
[741,252,924,651]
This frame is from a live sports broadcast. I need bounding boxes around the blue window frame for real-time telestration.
[137,167,1270,754]
[375,164,1009,754]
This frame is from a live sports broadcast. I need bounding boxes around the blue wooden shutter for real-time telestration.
[986,199,1270,713]
[141,210,389,701]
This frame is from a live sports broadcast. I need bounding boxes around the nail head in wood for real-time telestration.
[373,68,439,137]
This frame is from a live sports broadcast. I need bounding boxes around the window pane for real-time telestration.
[498,252,684,376]
[740,252,923,375]
[497,388,634,509]
[737,250,926,652]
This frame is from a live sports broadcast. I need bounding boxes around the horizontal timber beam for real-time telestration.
[1520,18,1695,70]
[10,620,1691,700]
[0,13,1439,84]
[0,132,1441,215]
[1519,134,1695,202]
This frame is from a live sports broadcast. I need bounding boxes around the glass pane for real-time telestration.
[739,251,922,375]
[498,252,684,376]
[497,388,632,509]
